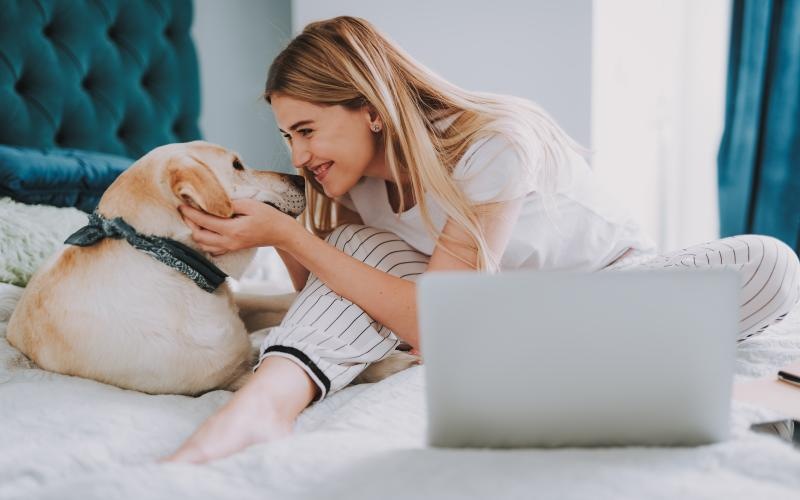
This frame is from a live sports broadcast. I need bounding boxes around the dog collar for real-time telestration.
[64,212,228,293]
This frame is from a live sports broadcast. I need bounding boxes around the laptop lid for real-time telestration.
[417,268,738,448]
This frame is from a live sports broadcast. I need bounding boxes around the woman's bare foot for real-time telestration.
[159,398,291,464]
[159,356,317,464]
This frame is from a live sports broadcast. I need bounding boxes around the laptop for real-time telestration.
[417,268,739,448]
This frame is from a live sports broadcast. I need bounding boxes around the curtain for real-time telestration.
[718,0,800,251]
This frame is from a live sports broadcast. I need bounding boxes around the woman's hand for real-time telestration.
[179,199,299,256]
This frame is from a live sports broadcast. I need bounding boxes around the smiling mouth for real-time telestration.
[309,161,333,177]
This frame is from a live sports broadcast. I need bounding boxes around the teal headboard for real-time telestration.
[0,0,201,159]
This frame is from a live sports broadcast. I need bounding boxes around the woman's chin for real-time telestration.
[320,175,357,198]
[321,181,342,198]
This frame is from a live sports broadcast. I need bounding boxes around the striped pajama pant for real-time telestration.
[602,234,800,341]
[254,226,800,400]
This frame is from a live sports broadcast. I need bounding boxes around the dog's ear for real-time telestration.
[168,156,233,218]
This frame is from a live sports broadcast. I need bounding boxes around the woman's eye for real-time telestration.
[281,129,311,141]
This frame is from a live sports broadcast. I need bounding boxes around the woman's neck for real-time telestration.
[364,160,411,189]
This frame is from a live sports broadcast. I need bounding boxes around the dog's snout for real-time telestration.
[288,174,305,190]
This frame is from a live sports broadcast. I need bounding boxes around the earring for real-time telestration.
[371,123,381,132]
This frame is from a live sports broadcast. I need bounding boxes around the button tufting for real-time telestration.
[2,4,200,157]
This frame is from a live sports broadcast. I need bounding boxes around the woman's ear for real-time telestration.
[168,156,233,218]
[364,103,383,131]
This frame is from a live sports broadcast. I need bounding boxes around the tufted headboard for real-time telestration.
[0,0,201,159]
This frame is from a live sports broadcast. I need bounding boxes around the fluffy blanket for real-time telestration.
[1,285,799,500]
[0,198,87,287]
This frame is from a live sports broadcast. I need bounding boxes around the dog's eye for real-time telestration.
[232,159,244,171]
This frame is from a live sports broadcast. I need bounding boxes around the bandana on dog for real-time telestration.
[65,212,228,293]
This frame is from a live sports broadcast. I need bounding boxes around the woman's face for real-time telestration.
[270,93,385,198]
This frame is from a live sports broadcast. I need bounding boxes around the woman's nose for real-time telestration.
[291,146,311,170]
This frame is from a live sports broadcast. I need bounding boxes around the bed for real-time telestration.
[0,287,799,500]
[2,2,800,499]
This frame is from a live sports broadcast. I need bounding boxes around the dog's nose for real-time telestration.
[288,174,305,190]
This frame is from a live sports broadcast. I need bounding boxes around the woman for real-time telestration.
[162,16,800,463]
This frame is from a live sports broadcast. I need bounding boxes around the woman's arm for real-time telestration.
[277,197,524,349]
[277,203,364,292]
[279,228,420,344]
[275,247,310,292]
[179,197,522,349]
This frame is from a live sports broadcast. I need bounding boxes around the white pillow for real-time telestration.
[229,246,294,295]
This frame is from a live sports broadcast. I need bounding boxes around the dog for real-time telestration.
[7,141,418,396]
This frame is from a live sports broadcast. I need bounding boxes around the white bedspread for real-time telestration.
[1,284,799,500]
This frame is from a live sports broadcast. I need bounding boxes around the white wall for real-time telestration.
[194,0,591,170]
[592,0,729,251]
[192,0,293,172]
[192,1,728,253]
[292,0,592,148]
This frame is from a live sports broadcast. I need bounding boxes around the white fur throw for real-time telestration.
[0,197,88,287]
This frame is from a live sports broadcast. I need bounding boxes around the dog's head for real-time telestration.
[162,141,306,218]
[98,141,306,276]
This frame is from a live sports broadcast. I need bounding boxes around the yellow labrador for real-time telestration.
[7,141,306,394]
[7,141,417,396]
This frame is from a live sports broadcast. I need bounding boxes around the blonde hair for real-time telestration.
[265,16,584,272]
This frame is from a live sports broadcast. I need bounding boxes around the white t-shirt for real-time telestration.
[335,119,656,272]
